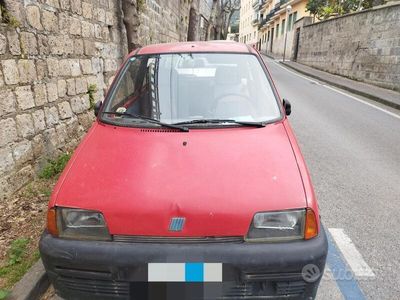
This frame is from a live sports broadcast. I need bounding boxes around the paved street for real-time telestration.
[263,56,400,299]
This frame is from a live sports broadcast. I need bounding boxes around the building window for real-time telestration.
[288,14,293,31]
[281,19,285,35]
[293,11,298,23]
[276,24,279,38]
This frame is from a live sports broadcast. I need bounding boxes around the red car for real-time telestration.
[40,42,327,300]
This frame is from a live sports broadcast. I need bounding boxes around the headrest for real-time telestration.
[215,66,241,85]
[180,58,206,68]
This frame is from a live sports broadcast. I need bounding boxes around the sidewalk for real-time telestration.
[279,60,400,110]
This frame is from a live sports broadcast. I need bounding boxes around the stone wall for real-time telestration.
[0,0,213,199]
[137,0,211,45]
[295,3,400,91]
[0,0,127,199]
[138,0,190,45]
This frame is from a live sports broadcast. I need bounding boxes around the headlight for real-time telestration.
[48,207,111,241]
[246,209,306,242]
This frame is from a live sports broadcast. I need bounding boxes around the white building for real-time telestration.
[239,0,262,46]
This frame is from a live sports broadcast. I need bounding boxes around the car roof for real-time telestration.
[134,41,257,56]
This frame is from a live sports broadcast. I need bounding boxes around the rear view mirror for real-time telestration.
[94,101,103,117]
[283,99,291,116]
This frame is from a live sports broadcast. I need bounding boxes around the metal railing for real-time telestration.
[253,0,265,8]
[252,16,260,24]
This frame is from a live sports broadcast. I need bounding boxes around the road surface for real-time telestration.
[263,56,400,300]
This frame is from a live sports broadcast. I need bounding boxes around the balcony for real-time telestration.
[259,13,274,28]
[259,18,268,28]
[252,0,265,9]
[252,14,260,25]
[273,0,289,11]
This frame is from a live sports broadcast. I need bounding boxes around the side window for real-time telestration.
[111,59,140,109]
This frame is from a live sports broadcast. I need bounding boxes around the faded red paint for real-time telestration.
[49,42,320,237]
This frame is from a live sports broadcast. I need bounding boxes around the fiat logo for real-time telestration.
[169,217,185,231]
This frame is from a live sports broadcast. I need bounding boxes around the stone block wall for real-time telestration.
[0,0,213,199]
[138,0,191,45]
[296,3,400,91]
[138,0,212,45]
[0,0,128,199]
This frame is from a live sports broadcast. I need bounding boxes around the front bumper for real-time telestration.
[39,228,328,300]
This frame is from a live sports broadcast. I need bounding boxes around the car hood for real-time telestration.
[53,122,306,237]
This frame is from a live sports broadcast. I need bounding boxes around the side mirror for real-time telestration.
[283,99,291,116]
[94,101,103,117]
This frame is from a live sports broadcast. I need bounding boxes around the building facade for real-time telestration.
[259,0,311,57]
[240,0,311,58]
[239,0,261,46]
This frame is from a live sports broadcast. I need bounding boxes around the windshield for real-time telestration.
[102,53,281,126]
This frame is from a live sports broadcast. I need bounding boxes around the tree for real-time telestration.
[306,0,384,20]
[187,0,201,41]
[206,0,240,40]
[206,0,219,40]
[122,0,141,52]
[219,0,241,40]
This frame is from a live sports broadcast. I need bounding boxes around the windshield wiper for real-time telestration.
[102,111,189,132]
[173,119,266,128]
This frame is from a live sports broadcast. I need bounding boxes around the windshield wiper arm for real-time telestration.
[102,111,189,132]
[173,119,266,127]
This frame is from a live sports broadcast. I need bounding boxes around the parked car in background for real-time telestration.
[40,41,328,300]
[226,33,239,42]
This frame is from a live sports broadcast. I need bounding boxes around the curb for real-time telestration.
[280,62,400,111]
[8,259,50,300]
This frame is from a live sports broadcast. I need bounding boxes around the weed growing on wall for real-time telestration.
[0,5,20,28]
[87,84,98,110]
[39,153,72,179]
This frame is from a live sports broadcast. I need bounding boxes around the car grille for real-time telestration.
[57,276,129,297]
[275,281,307,296]
[113,235,244,244]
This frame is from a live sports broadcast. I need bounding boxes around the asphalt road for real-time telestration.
[263,56,400,300]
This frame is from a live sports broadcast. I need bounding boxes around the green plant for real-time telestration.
[87,84,97,110]
[39,153,72,179]
[137,0,146,12]
[8,239,29,266]
[306,0,378,20]
[0,5,20,28]
[0,289,9,300]
[0,242,40,290]
[42,187,52,197]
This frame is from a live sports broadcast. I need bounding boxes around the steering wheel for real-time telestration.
[211,93,253,115]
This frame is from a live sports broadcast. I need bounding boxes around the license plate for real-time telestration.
[148,263,222,282]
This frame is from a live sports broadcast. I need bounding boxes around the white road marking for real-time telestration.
[328,228,375,277]
[267,58,400,121]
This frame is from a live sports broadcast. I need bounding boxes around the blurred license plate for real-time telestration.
[147,263,222,282]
